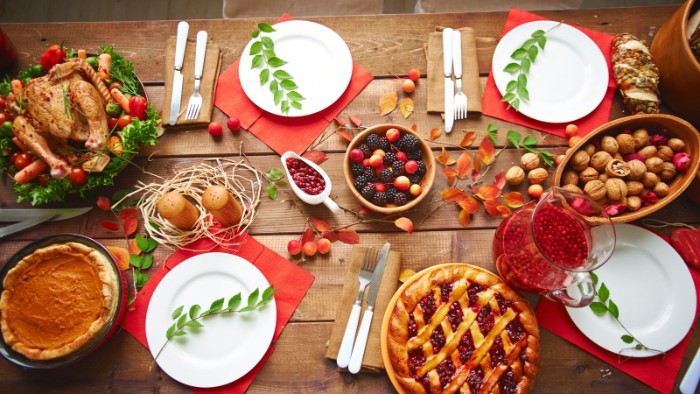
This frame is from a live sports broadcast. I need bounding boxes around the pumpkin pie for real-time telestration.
[0,242,119,360]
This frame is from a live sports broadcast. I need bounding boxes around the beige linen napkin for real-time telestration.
[163,36,222,126]
[326,245,401,372]
[426,27,482,115]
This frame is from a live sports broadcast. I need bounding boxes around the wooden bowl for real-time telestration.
[553,114,700,223]
[343,124,435,214]
[650,0,700,126]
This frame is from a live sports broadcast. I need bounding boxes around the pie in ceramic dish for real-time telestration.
[0,242,119,361]
[382,264,540,394]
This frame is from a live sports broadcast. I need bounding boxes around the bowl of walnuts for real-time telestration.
[553,114,700,223]
[343,124,435,214]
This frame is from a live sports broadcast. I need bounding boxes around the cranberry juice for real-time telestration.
[286,158,326,195]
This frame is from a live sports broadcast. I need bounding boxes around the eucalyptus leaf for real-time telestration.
[599,283,610,302]
[249,41,263,55]
[506,130,522,148]
[518,86,530,101]
[506,80,518,92]
[273,89,283,105]
[189,304,201,319]
[589,302,608,315]
[522,38,537,49]
[269,79,279,94]
[166,323,177,339]
[290,101,302,110]
[185,320,204,329]
[263,49,276,60]
[259,69,269,85]
[268,57,288,67]
[608,299,620,319]
[171,305,184,320]
[287,91,304,101]
[537,36,547,49]
[228,293,242,310]
[522,136,537,147]
[527,45,538,62]
[531,29,545,38]
[280,79,298,90]
[511,48,528,60]
[501,92,516,103]
[503,63,520,73]
[258,23,275,33]
[521,58,531,73]
[247,288,260,308]
[252,54,263,69]
[517,73,528,87]
[273,70,293,79]
[266,167,285,181]
[261,36,274,49]
[267,184,278,200]
[251,30,260,38]
[177,313,188,329]
[209,298,225,313]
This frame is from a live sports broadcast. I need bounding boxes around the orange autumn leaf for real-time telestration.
[503,192,525,209]
[472,169,481,182]
[129,238,141,254]
[302,150,329,165]
[456,151,472,180]
[441,187,469,203]
[333,116,346,126]
[436,147,456,166]
[429,128,442,141]
[399,97,414,118]
[475,184,501,201]
[301,227,315,244]
[309,217,333,232]
[96,196,111,211]
[122,215,138,236]
[321,230,338,243]
[337,228,361,244]
[394,217,414,234]
[379,91,398,115]
[478,137,496,165]
[473,152,481,173]
[349,114,362,127]
[338,130,353,142]
[118,207,139,220]
[399,269,417,283]
[458,196,479,214]
[442,168,458,186]
[484,200,511,217]
[106,246,130,271]
[493,170,506,190]
[411,124,418,131]
[100,221,120,232]
[458,209,471,227]
[459,132,477,147]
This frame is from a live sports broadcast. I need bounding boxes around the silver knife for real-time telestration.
[348,242,390,374]
[681,345,700,394]
[169,21,189,125]
[0,207,92,238]
[443,27,454,133]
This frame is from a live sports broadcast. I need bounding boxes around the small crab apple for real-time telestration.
[386,127,401,143]
[409,183,422,197]
[408,68,420,83]
[564,124,578,138]
[373,149,386,158]
[375,182,386,193]
[303,241,317,257]
[208,122,223,137]
[316,238,331,255]
[396,151,408,162]
[568,136,582,148]
[555,155,566,166]
[369,154,384,168]
[350,148,364,163]
[405,160,419,174]
[402,79,415,94]
[394,175,410,191]
[362,158,371,168]
[287,240,302,255]
[528,184,544,199]
[226,117,241,132]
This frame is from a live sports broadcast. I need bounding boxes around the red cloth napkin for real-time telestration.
[121,232,315,393]
[535,226,699,394]
[214,14,374,155]
[482,8,617,138]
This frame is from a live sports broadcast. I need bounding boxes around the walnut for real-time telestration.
[625,181,645,195]
[642,172,660,188]
[659,162,677,181]
[657,145,674,162]
[668,138,686,152]
[520,152,540,171]
[594,196,609,206]
[579,167,599,183]
[637,145,658,159]
[570,150,590,171]
[562,169,579,186]
[627,195,642,211]
[606,159,631,177]
[582,143,596,156]
[583,179,607,200]
[645,157,664,173]
[626,159,647,180]
[590,151,613,171]
[653,182,670,197]
[616,133,636,154]
[605,178,627,200]
[561,184,583,194]
[598,173,609,183]
[528,168,549,185]
[632,128,650,148]
[601,136,619,155]
[506,166,525,185]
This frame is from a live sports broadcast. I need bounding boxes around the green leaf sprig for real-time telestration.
[157,286,276,359]
[264,167,287,200]
[486,123,498,145]
[589,272,663,357]
[501,24,560,111]
[129,233,158,289]
[250,23,304,114]
[506,130,556,166]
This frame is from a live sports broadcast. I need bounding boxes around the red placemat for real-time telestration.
[121,232,315,393]
[535,226,699,394]
[482,8,617,138]
[214,14,374,155]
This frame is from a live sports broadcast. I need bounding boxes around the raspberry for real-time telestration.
[354,175,369,190]
[379,169,394,183]
[378,136,391,152]
[358,143,371,158]
[361,184,376,200]
[408,174,422,184]
[366,134,380,150]
[392,161,405,176]
[373,191,387,206]
[416,161,427,176]
[351,162,364,177]
[393,191,408,206]
[384,152,397,166]
[407,150,423,160]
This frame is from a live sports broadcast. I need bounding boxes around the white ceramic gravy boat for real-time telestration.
[280,151,340,213]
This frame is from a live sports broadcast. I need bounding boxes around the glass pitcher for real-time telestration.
[493,187,615,307]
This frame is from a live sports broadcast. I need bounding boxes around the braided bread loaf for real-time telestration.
[612,33,660,114]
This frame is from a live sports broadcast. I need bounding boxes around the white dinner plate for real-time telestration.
[146,253,276,387]
[239,20,353,117]
[492,21,609,123]
[566,224,696,357]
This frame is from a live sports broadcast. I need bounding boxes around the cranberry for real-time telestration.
[533,205,589,269]
[430,326,446,351]
[506,319,525,342]
[408,346,426,376]
[436,358,456,388]
[489,336,506,367]
[286,158,326,195]
[495,293,513,314]
[439,282,453,303]
[419,293,437,321]
[458,330,475,363]
[408,314,418,338]
[447,301,463,330]
[467,283,485,308]
[467,366,484,394]
[499,367,519,394]
[476,305,495,335]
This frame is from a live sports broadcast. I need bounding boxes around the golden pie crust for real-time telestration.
[0,242,119,360]
[386,264,540,394]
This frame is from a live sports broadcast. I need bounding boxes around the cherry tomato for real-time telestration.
[0,112,8,124]
[10,152,19,163]
[117,114,132,129]
[107,117,119,129]
[37,174,48,186]
[226,117,241,132]
[0,97,6,110]
[14,153,32,170]
[69,166,87,185]
[208,122,223,137]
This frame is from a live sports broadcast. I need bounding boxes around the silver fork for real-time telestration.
[452,30,468,120]
[337,248,378,368]
[185,30,208,120]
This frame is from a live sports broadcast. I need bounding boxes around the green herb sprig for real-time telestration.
[506,130,556,166]
[486,123,498,145]
[501,24,560,111]
[130,233,158,289]
[589,272,663,356]
[264,167,287,200]
[250,23,304,114]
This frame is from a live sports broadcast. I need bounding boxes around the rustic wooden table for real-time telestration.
[1,6,699,393]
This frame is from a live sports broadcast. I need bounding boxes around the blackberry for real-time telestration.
[372,191,388,206]
[391,161,405,176]
[408,174,422,184]
[383,152,397,166]
[396,134,410,150]
[354,175,369,190]
[403,135,420,152]
[366,134,380,150]
[358,143,371,158]
[415,160,427,176]
[393,191,408,206]
[361,184,376,200]
[378,137,391,152]
[362,167,376,181]
[379,169,394,183]
[407,150,423,161]
[385,187,397,202]
[351,162,364,177]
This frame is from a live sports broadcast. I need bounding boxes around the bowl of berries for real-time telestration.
[344,124,435,214]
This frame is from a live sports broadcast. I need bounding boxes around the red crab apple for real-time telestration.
[405,160,419,174]
[287,240,302,255]
[402,79,415,94]
[369,154,384,168]
[394,176,410,191]
[386,128,401,143]
[226,117,241,132]
[316,238,331,255]
[396,151,408,162]
[350,148,364,163]
[208,122,223,137]
[303,241,317,257]
[408,68,420,82]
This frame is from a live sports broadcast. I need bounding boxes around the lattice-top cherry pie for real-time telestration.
[384,264,540,393]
